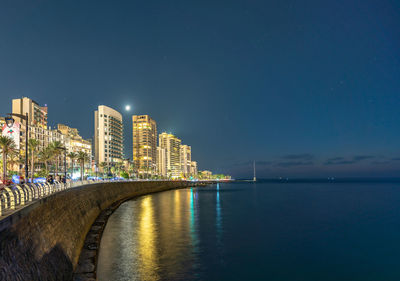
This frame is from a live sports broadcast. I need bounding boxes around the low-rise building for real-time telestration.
[199,170,212,179]
[57,124,92,157]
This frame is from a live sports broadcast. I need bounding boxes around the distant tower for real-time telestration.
[159,132,182,179]
[180,144,191,178]
[253,161,256,182]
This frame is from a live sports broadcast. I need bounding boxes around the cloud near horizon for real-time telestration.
[324,155,376,165]
[275,161,314,167]
[222,154,400,178]
[281,154,314,161]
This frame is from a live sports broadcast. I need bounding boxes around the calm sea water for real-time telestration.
[97,181,400,281]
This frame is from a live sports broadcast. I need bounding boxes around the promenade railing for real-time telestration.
[0,179,130,218]
[0,178,210,218]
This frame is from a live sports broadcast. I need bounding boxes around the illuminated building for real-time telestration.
[159,132,181,178]
[190,161,198,176]
[180,145,191,177]
[132,115,157,177]
[11,97,52,166]
[9,98,67,170]
[94,105,124,165]
[28,125,66,152]
[157,146,167,177]
[12,97,48,129]
[199,170,212,179]
[57,124,92,157]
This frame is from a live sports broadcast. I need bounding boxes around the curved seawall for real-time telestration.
[0,181,193,281]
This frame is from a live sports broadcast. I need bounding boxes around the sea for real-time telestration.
[97,179,400,281]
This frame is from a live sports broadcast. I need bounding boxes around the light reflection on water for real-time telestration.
[216,183,222,245]
[137,196,159,281]
[98,182,400,281]
[189,188,200,256]
[97,187,205,281]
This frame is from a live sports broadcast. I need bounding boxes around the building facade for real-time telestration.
[190,161,198,176]
[157,146,167,177]
[57,124,92,157]
[199,170,212,179]
[180,144,192,177]
[132,115,157,177]
[29,125,66,152]
[11,97,51,162]
[94,105,123,165]
[12,97,48,129]
[159,132,181,178]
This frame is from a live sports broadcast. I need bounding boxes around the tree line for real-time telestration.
[0,135,88,183]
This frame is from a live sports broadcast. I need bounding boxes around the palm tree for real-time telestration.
[114,162,123,177]
[28,139,40,182]
[8,150,20,174]
[67,152,77,178]
[39,147,53,173]
[128,167,135,179]
[0,136,15,183]
[49,141,64,178]
[100,162,108,177]
[77,151,88,180]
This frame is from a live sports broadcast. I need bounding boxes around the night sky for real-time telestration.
[0,0,399,178]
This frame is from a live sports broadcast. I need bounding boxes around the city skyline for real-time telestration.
[4,93,400,179]
[2,96,212,179]
[0,1,399,178]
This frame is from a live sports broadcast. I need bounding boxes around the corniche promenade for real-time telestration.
[0,180,214,281]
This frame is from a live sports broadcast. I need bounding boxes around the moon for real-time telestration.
[125,105,131,111]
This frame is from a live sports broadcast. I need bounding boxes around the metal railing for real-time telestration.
[0,179,127,217]
[0,178,208,218]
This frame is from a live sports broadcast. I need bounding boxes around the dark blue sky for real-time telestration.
[0,0,399,178]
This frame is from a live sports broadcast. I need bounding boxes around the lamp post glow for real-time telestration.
[125,105,131,111]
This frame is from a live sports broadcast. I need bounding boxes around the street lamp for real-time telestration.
[6,113,29,181]
[5,117,14,128]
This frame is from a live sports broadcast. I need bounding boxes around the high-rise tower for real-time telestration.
[132,115,157,178]
[159,132,181,178]
[94,105,123,165]
[180,144,192,177]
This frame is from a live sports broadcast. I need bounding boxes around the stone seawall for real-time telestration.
[0,181,193,281]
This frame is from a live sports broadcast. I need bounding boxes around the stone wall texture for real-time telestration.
[0,181,191,281]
